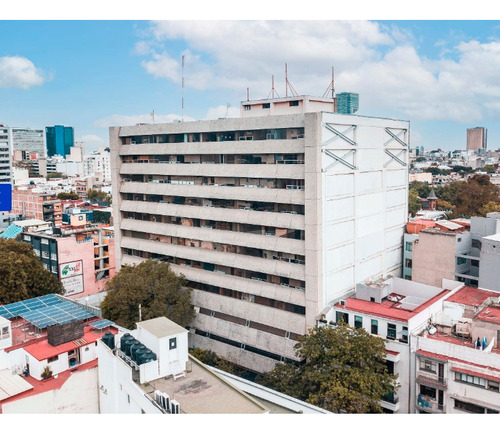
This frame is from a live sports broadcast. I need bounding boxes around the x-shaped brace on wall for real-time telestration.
[384,149,407,167]
[384,128,408,147]
[322,124,357,147]
[322,148,357,172]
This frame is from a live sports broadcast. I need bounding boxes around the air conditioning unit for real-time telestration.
[161,392,170,411]
[170,400,180,414]
[193,306,200,314]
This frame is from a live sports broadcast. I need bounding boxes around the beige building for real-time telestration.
[110,96,409,373]
[466,127,487,151]
[412,228,471,288]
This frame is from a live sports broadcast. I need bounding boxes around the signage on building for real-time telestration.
[59,260,83,278]
[0,184,12,212]
[61,274,84,296]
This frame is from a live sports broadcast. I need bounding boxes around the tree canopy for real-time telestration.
[0,239,64,305]
[57,191,80,200]
[258,323,398,413]
[87,189,112,206]
[101,260,193,329]
[453,174,500,217]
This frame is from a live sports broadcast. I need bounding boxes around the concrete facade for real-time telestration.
[110,98,409,372]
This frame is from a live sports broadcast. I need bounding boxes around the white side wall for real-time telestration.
[2,366,99,413]
[320,114,409,305]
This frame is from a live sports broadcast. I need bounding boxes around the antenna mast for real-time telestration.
[267,75,280,99]
[322,66,335,99]
[284,63,298,97]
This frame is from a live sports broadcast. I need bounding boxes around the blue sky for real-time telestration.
[1,17,500,153]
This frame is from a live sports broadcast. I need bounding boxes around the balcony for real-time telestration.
[416,373,447,389]
[416,395,445,413]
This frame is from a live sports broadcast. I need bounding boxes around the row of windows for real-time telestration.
[454,399,499,414]
[336,311,408,342]
[454,372,500,392]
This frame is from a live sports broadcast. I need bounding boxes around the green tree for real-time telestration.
[454,174,500,217]
[46,172,64,179]
[483,165,497,174]
[435,180,464,205]
[258,323,398,413]
[87,189,112,206]
[409,181,431,198]
[408,188,421,217]
[101,260,193,329]
[57,191,80,200]
[0,239,64,305]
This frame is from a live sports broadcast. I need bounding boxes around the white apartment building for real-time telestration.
[321,275,464,413]
[84,148,112,183]
[414,285,500,414]
[0,125,13,185]
[110,96,409,373]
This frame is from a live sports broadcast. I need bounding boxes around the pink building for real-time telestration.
[22,226,116,299]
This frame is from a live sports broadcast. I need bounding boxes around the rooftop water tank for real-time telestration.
[124,338,139,357]
[120,333,132,351]
[131,344,146,362]
[135,347,148,364]
[102,332,115,349]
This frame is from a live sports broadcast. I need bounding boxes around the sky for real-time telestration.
[1,8,500,154]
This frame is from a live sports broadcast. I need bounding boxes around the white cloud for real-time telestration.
[204,104,240,120]
[94,112,195,128]
[0,56,48,89]
[134,20,500,124]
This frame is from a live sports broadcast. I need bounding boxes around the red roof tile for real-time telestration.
[446,286,499,307]
[475,306,500,325]
[335,290,450,322]
[23,326,116,361]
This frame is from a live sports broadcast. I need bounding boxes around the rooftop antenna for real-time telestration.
[181,54,185,121]
[322,67,335,99]
[285,63,299,98]
[150,109,155,124]
[267,75,280,99]
[247,87,250,101]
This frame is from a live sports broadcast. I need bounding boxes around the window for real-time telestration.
[262,103,270,109]
[23,235,31,241]
[289,100,299,107]
[354,316,363,329]
[472,239,482,249]
[400,326,408,343]
[454,399,485,414]
[419,385,436,399]
[1,326,9,339]
[243,105,251,111]
[169,338,177,350]
[336,311,348,325]
[457,257,467,265]
[405,258,412,268]
[41,239,48,245]
[420,359,436,373]
[487,381,499,392]
[405,242,412,252]
[387,323,397,340]
[455,372,486,388]
[371,319,378,335]
[48,355,58,363]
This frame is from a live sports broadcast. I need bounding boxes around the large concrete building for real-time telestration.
[0,125,12,185]
[10,127,46,159]
[110,96,409,372]
[466,127,487,152]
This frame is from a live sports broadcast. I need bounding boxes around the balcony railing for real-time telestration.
[416,395,445,413]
